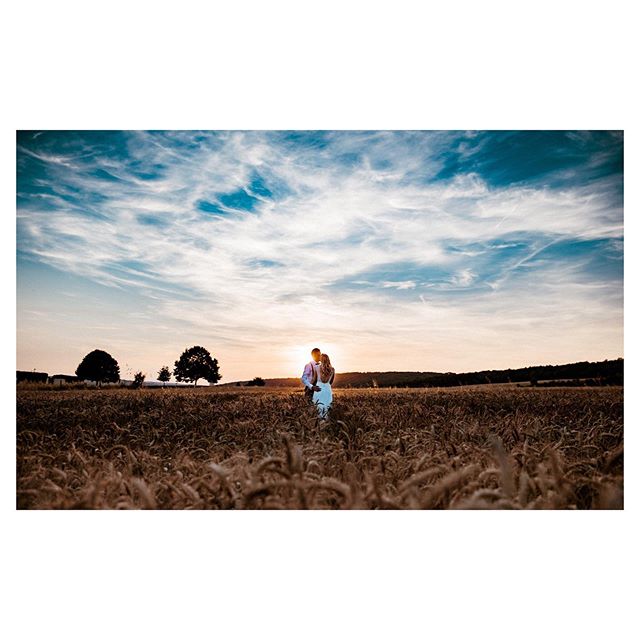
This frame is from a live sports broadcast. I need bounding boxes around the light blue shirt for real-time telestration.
[301,361,318,389]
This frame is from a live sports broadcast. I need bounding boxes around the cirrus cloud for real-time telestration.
[16,130,623,380]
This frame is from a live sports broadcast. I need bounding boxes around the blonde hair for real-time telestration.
[312,353,334,384]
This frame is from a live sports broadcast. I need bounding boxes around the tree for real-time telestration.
[173,345,221,387]
[246,376,266,387]
[157,366,171,386]
[131,371,146,389]
[75,349,120,386]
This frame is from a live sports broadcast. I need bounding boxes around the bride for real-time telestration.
[311,353,335,418]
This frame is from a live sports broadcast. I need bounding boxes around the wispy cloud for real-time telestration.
[382,281,417,290]
[16,131,623,379]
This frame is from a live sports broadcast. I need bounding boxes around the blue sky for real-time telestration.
[16,130,623,381]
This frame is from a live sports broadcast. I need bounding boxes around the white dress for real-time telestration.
[312,370,333,418]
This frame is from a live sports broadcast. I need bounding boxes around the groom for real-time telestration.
[301,347,322,404]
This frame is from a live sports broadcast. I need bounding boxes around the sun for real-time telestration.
[287,342,343,371]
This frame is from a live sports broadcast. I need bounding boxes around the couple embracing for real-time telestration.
[301,347,335,418]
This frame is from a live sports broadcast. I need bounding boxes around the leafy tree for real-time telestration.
[173,345,221,387]
[75,349,120,386]
[131,371,146,389]
[246,376,266,387]
[157,366,171,386]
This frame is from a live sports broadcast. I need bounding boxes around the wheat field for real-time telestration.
[16,386,623,509]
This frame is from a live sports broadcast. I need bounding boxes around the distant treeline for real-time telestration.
[224,358,623,389]
[385,358,623,388]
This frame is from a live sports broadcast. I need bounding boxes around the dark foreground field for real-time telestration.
[16,386,623,509]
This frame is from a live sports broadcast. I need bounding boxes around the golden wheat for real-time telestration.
[16,386,623,509]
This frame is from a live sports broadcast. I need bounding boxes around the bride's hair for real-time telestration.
[313,353,334,384]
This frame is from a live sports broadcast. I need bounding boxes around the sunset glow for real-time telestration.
[17,131,623,382]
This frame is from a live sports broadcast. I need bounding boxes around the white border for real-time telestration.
[3,2,636,639]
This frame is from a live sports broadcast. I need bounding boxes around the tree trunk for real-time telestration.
[194,378,198,387]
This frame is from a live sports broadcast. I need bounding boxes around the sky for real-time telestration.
[16,130,623,382]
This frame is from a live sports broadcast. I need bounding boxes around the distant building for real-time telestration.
[17,370,48,383]
[48,374,80,386]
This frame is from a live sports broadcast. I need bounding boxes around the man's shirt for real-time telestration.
[301,361,319,389]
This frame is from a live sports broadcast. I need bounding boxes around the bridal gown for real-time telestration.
[312,375,333,418]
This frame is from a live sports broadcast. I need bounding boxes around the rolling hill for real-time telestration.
[220,358,623,389]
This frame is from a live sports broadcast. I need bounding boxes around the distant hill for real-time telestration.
[221,358,623,389]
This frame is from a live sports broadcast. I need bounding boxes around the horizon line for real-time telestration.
[18,355,623,385]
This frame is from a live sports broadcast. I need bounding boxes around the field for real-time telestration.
[16,386,623,509]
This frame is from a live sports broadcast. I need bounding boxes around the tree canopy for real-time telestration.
[131,371,146,389]
[157,366,171,384]
[75,349,120,384]
[173,346,221,387]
